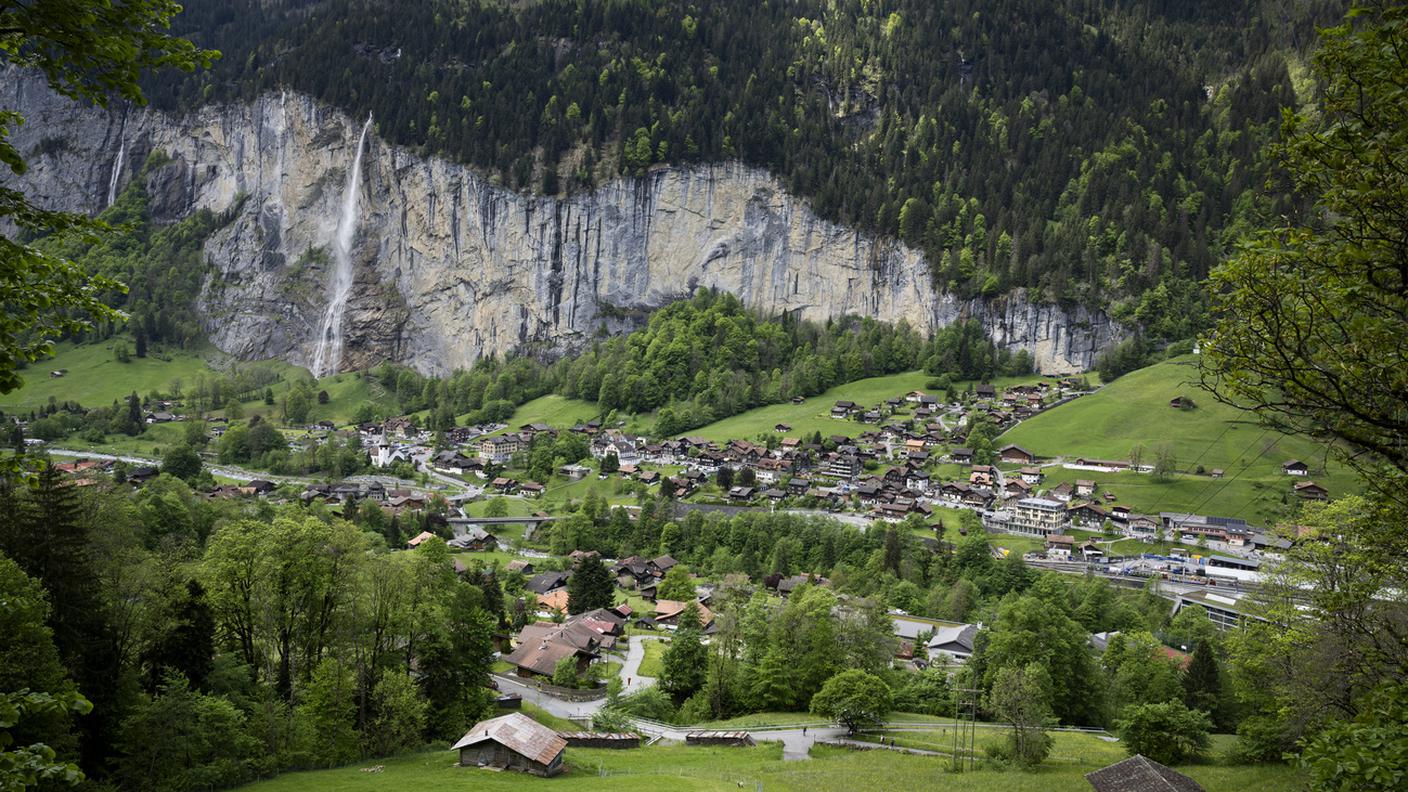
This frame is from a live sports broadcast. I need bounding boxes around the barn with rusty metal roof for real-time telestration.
[453,712,566,777]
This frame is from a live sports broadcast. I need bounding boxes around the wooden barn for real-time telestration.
[453,713,566,777]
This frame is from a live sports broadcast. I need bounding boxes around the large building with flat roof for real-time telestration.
[1010,497,1066,536]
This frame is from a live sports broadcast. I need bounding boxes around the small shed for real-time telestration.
[1085,754,1205,792]
[685,730,755,746]
[453,712,567,777]
[557,731,641,749]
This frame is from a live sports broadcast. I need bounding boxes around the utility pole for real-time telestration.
[951,687,980,771]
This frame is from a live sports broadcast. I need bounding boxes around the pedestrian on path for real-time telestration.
[802,726,807,735]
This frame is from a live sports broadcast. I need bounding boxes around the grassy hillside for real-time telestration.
[687,371,1067,444]
[506,395,602,430]
[999,355,1356,520]
[230,740,1300,792]
[1,339,212,413]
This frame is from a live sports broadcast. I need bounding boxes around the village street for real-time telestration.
[619,636,659,695]
[489,674,608,720]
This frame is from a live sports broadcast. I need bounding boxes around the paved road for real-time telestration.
[490,673,605,721]
[47,448,317,485]
[46,447,458,497]
[416,459,474,493]
[751,727,850,760]
[619,636,659,695]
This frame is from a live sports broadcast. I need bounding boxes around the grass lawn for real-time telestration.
[459,497,540,518]
[506,395,603,430]
[450,549,541,569]
[40,421,191,459]
[229,740,1302,792]
[986,533,1048,557]
[867,727,1127,767]
[637,639,668,678]
[1000,356,1358,521]
[2,338,213,413]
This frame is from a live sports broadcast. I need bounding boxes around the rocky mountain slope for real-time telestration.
[7,75,1121,375]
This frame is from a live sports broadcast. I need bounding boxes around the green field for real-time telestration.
[999,356,1357,521]
[230,739,1300,792]
[686,371,1064,444]
[1,339,213,413]
[506,395,603,429]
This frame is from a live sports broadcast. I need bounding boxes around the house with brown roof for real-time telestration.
[502,620,608,679]
[653,599,714,630]
[454,712,566,777]
[536,589,570,614]
[998,444,1037,464]
[406,530,437,549]
[1294,480,1328,500]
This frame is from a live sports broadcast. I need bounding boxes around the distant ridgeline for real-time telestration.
[144,0,1335,343]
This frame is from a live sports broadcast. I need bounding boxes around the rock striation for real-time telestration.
[5,76,1122,375]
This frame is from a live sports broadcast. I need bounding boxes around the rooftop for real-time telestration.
[452,712,567,765]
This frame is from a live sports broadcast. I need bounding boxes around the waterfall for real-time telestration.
[310,114,373,378]
[106,110,128,207]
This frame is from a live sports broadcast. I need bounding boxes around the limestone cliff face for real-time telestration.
[6,76,1122,375]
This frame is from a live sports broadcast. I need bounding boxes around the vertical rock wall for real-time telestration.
[4,77,1122,375]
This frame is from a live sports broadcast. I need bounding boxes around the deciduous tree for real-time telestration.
[809,669,892,734]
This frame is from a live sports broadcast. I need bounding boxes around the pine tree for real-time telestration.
[882,527,902,575]
[125,393,143,436]
[749,646,794,711]
[660,603,707,702]
[9,467,121,771]
[144,579,215,691]
[1182,641,1223,722]
[567,556,613,614]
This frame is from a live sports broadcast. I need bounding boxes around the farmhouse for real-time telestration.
[1294,480,1328,500]
[1282,459,1309,476]
[654,599,715,630]
[526,570,571,595]
[998,444,1037,464]
[450,526,498,552]
[453,712,566,777]
[1073,458,1131,471]
[1046,534,1076,558]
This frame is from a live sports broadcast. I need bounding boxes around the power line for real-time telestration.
[1185,428,1274,516]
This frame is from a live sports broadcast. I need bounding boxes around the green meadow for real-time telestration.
[230,739,1300,792]
[687,370,1069,444]
[1,338,212,414]
[999,356,1356,521]
[507,394,604,429]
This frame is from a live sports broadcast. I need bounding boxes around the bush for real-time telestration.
[1117,700,1211,765]
[614,686,677,723]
